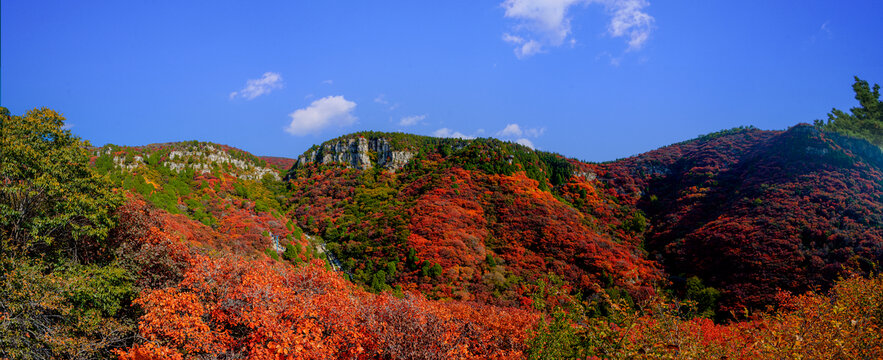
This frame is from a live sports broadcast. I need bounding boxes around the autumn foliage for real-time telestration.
[118,254,536,359]
[602,125,883,312]
[5,100,883,359]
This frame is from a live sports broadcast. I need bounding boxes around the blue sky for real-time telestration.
[3,1,882,162]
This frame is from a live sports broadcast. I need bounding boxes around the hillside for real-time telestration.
[89,141,313,257]
[605,125,883,312]
[284,126,883,314]
[3,106,883,359]
[82,123,883,315]
[283,133,662,306]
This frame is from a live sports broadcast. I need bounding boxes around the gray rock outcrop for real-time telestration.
[162,144,280,180]
[295,137,414,171]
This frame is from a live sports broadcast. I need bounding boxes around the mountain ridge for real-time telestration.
[280,124,883,313]
[87,125,883,314]
[5,104,883,358]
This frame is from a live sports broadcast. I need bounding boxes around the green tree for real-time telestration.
[0,258,135,359]
[0,107,121,261]
[815,76,883,146]
[370,270,388,292]
[282,242,301,263]
[684,276,721,319]
[526,312,579,360]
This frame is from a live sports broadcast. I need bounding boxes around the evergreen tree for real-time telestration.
[815,76,883,146]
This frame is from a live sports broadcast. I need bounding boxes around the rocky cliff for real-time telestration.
[163,144,280,181]
[294,137,414,171]
[95,142,281,181]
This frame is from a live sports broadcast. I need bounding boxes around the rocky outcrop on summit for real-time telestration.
[371,138,415,170]
[162,144,280,181]
[95,142,281,181]
[295,137,414,171]
[296,137,372,170]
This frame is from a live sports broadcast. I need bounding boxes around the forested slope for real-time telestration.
[602,125,883,312]
[283,120,883,316]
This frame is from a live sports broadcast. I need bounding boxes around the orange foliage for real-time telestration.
[116,342,183,360]
[119,254,536,359]
[575,273,883,359]
[404,168,659,305]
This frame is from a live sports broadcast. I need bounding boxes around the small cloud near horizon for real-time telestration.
[495,123,544,149]
[514,138,535,148]
[432,128,475,139]
[496,123,545,138]
[399,114,427,126]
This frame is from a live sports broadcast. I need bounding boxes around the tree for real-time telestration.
[815,76,883,146]
[0,107,121,262]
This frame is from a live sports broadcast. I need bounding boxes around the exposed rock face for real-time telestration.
[573,170,597,181]
[162,144,280,181]
[370,138,414,170]
[99,143,280,181]
[112,154,145,172]
[295,137,414,171]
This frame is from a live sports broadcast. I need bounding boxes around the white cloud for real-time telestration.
[230,72,283,100]
[495,123,544,148]
[285,96,357,136]
[524,127,545,137]
[607,0,654,51]
[500,0,654,57]
[433,128,475,139]
[502,0,577,45]
[502,33,525,44]
[503,34,546,57]
[809,21,833,44]
[322,79,334,85]
[820,21,831,36]
[374,94,400,110]
[399,114,426,126]
[515,138,535,149]
[497,123,523,137]
[518,40,544,58]
[496,123,545,138]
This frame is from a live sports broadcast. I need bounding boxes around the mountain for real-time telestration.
[89,141,316,258]
[283,126,883,313]
[609,124,883,312]
[1,108,538,359]
[5,105,883,359]
[84,126,883,314]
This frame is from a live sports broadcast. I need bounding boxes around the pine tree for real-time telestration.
[815,76,883,146]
